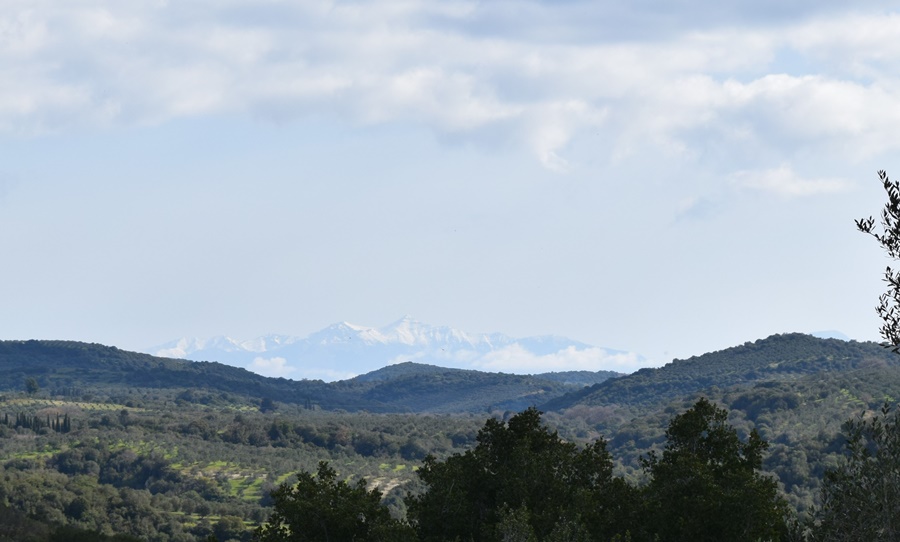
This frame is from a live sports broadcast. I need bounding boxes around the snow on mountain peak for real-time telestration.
[152,337,201,358]
[145,317,649,380]
[340,321,370,332]
[378,315,430,345]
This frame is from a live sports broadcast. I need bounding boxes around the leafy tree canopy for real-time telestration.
[255,461,414,542]
[24,377,39,395]
[816,404,900,542]
[407,407,636,542]
[641,398,790,542]
[857,169,900,351]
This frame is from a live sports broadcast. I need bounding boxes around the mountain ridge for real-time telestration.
[1,332,889,417]
[0,340,621,413]
[540,332,893,412]
[146,316,646,380]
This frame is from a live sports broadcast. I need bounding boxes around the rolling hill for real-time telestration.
[2,332,900,536]
[0,340,620,413]
[541,333,897,411]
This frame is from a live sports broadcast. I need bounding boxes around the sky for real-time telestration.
[1,0,899,374]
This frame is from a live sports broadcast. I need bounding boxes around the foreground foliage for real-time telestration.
[816,404,900,542]
[857,169,900,351]
[640,398,788,542]
[261,401,791,542]
[408,407,634,541]
[256,461,414,542]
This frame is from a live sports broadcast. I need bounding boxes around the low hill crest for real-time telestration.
[541,332,892,411]
[0,340,616,413]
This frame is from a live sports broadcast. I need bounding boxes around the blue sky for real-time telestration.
[1,0,898,372]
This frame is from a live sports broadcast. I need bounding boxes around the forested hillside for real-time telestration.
[0,390,487,540]
[544,334,900,515]
[542,333,897,412]
[0,341,614,414]
[0,334,897,540]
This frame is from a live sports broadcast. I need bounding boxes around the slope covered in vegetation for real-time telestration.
[0,334,898,539]
[542,333,897,411]
[0,341,608,414]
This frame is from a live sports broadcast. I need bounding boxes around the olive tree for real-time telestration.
[856,169,900,350]
[817,170,900,540]
[816,404,900,542]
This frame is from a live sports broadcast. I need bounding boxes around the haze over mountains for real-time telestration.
[147,316,648,380]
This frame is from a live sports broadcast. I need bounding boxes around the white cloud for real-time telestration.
[249,356,295,378]
[300,368,360,382]
[4,2,900,169]
[249,357,358,381]
[524,100,607,171]
[471,344,649,374]
[0,10,50,56]
[786,13,900,79]
[731,164,852,197]
[721,75,900,157]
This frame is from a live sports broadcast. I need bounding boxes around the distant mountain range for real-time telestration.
[146,316,647,380]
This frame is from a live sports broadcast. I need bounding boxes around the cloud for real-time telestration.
[249,356,295,378]
[249,356,358,381]
[4,2,900,168]
[299,368,360,381]
[471,344,649,374]
[524,100,607,172]
[731,164,851,197]
[786,12,900,79]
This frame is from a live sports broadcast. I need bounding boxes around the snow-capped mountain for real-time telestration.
[146,316,647,381]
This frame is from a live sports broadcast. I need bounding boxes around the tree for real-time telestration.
[815,404,900,542]
[834,169,900,540]
[24,377,39,395]
[214,515,249,541]
[856,169,900,350]
[260,397,277,413]
[255,461,414,542]
[407,407,635,542]
[641,398,790,542]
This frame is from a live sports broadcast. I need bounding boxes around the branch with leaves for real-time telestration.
[856,170,900,351]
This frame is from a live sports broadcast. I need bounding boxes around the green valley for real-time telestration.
[0,335,897,540]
